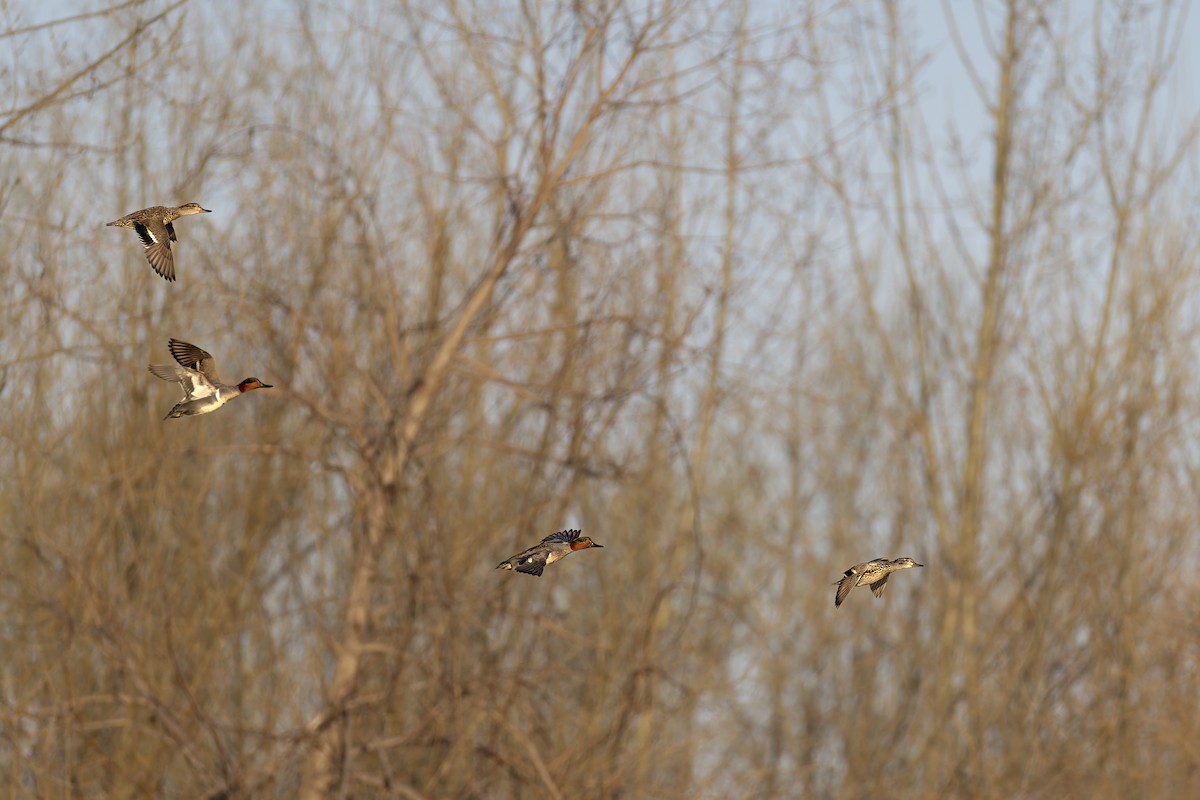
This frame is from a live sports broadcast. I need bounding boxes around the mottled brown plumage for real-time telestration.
[834,557,923,607]
[107,203,211,281]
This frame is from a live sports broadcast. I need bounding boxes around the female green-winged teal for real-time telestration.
[107,203,211,282]
[496,529,604,576]
[834,557,923,607]
[149,338,272,419]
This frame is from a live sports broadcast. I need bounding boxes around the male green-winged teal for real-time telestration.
[834,557,923,607]
[496,529,604,576]
[107,203,211,282]
[149,338,272,420]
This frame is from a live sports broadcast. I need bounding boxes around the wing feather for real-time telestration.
[135,220,176,281]
[148,363,216,399]
[168,339,220,383]
[540,529,581,545]
[835,572,858,607]
[514,553,547,576]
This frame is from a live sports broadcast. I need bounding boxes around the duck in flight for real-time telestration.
[496,529,604,577]
[834,557,923,607]
[107,203,211,282]
[149,338,272,420]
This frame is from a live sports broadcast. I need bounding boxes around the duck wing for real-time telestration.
[134,219,176,282]
[148,363,216,399]
[834,572,859,607]
[513,551,548,577]
[540,528,582,545]
[168,339,222,384]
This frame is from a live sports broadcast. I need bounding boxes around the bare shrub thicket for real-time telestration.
[2,1,1198,797]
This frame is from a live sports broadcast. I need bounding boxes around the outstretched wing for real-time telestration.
[834,573,858,607]
[870,573,890,598]
[148,363,217,399]
[540,529,582,545]
[513,552,548,577]
[168,339,221,383]
[134,219,176,282]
